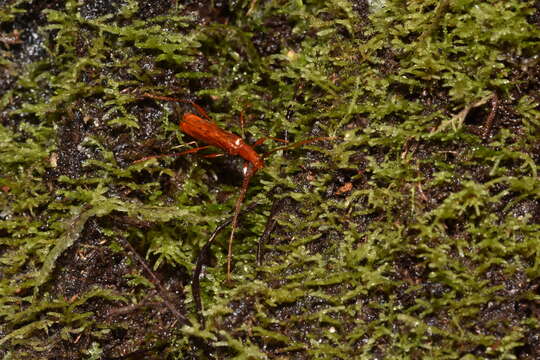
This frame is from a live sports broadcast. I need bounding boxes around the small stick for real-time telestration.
[192,202,258,328]
[482,94,499,140]
[118,237,188,325]
[257,197,285,266]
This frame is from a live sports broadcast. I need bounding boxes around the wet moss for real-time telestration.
[1,0,539,359]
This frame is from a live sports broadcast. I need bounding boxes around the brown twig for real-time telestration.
[117,237,189,325]
[482,93,499,140]
[107,292,157,317]
[192,202,258,328]
[257,197,286,266]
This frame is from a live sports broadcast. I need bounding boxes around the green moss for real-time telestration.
[1,0,539,358]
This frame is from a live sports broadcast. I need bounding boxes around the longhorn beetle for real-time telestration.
[138,93,331,281]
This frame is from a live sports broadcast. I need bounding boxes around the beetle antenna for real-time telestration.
[262,136,335,159]
[142,93,212,121]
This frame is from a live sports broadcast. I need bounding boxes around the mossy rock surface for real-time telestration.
[1,0,539,359]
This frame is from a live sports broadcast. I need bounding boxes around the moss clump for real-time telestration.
[1,0,539,358]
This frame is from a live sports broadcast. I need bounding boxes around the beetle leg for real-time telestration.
[201,153,225,159]
[252,136,288,149]
[134,145,212,163]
